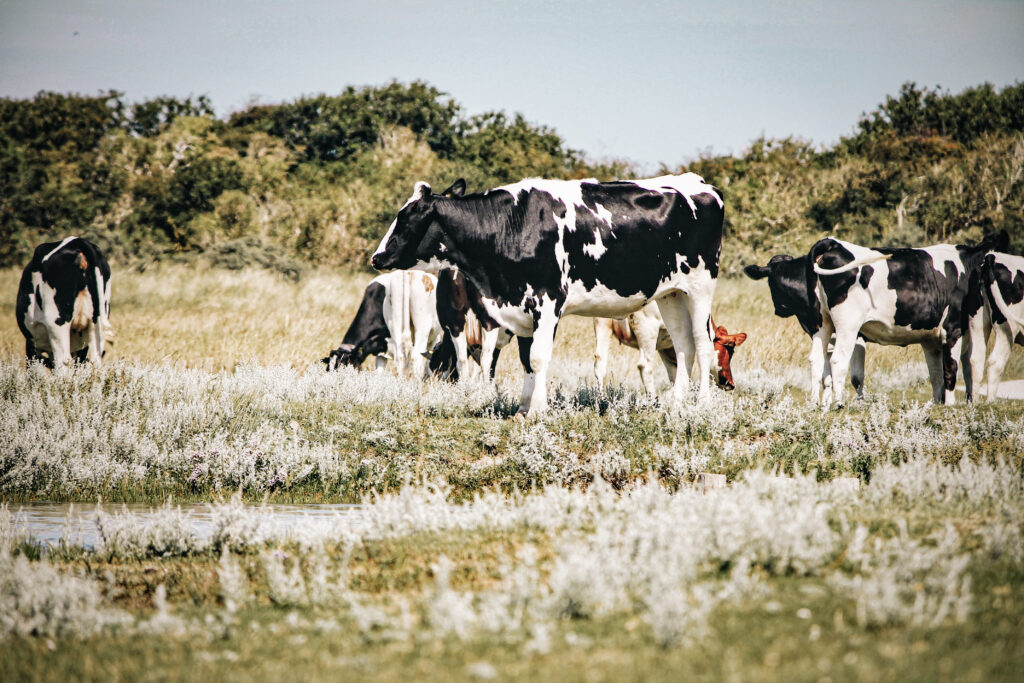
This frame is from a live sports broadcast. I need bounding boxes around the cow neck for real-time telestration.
[432,195,515,297]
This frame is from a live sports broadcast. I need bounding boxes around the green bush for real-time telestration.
[1,81,1021,272]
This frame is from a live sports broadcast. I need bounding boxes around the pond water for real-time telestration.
[4,502,363,548]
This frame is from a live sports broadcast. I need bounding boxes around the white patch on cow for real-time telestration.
[372,184,432,260]
[630,173,723,217]
[581,202,613,259]
[373,218,399,260]
[562,279,647,318]
[41,236,78,262]
[582,242,607,260]
[923,244,964,277]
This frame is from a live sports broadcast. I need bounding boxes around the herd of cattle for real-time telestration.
[15,173,1024,416]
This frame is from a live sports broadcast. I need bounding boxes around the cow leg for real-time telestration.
[686,291,716,398]
[631,313,665,395]
[374,356,389,372]
[921,342,944,404]
[961,310,989,403]
[809,318,834,405]
[657,348,679,386]
[985,323,1013,403]
[827,328,860,407]
[525,310,559,415]
[849,337,866,398]
[941,335,963,405]
[480,327,500,382]
[656,293,694,404]
[448,330,470,380]
[25,338,46,368]
[516,336,535,416]
[593,318,612,392]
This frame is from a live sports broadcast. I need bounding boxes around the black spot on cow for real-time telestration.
[808,238,857,309]
[858,265,874,290]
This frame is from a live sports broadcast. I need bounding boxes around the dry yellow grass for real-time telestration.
[2,264,1017,387]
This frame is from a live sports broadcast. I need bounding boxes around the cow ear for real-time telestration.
[734,333,747,346]
[994,229,1010,253]
[441,178,466,198]
[743,264,769,280]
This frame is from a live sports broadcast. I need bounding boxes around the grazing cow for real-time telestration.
[743,254,867,399]
[977,251,1024,400]
[593,304,746,392]
[322,270,442,378]
[321,274,390,371]
[16,236,111,368]
[431,268,513,381]
[371,174,724,415]
[809,232,1008,406]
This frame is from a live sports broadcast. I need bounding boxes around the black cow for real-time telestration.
[429,268,513,381]
[743,254,867,399]
[808,232,1008,406]
[16,236,112,368]
[322,275,390,371]
[371,174,724,415]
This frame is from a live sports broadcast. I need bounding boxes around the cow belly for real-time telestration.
[561,284,648,318]
[859,321,939,346]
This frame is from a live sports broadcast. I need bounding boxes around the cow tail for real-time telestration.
[813,252,892,276]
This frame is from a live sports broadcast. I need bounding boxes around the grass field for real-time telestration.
[2,264,1023,681]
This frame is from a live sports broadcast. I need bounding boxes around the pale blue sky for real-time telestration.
[1,1,1022,170]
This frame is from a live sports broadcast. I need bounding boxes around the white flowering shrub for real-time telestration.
[831,522,973,628]
[0,549,132,638]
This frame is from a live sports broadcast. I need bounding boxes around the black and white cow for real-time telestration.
[977,251,1024,400]
[430,267,513,381]
[743,254,867,399]
[322,274,390,371]
[322,270,442,377]
[808,232,1008,406]
[16,236,112,369]
[371,174,724,415]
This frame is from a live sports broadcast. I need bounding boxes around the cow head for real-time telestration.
[744,253,821,334]
[427,334,460,382]
[712,324,747,390]
[321,343,362,371]
[371,179,466,272]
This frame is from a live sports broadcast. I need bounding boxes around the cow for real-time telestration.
[743,254,867,400]
[16,236,112,369]
[430,267,513,381]
[371,174,724,416]
[808,231,1009,407]
[593,304,746,393]
[322,270,442,378]
[321,274,390,371]
[977,251,1024,400]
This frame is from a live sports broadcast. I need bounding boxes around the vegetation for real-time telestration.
[2,80,1023,680]
[1,268,1022,680]
[3,81,1020,277]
